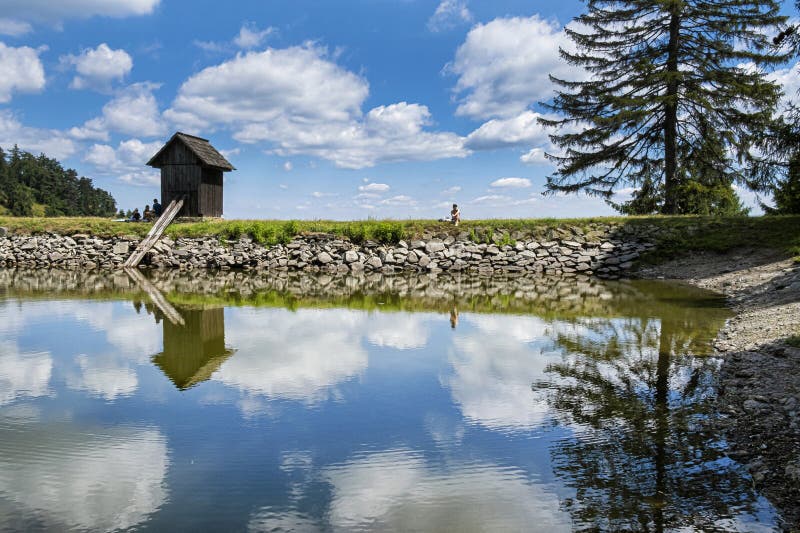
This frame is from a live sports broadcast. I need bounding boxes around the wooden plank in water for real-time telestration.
[125,267,185,326]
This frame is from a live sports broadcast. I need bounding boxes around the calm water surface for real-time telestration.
[0,270,779,531]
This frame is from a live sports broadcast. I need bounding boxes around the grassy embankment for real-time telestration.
[1,215,799,259]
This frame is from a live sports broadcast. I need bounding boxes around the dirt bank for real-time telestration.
[637,249,800,531]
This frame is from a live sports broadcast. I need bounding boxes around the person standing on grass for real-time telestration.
[450,204,460,226]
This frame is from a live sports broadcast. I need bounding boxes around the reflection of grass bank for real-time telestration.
[1,215,798,256]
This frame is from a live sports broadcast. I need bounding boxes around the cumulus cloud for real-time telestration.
[470,194,511,205]
[449,15,581,120]
[61,43,133,91]
[0,0,160,24]
[283,161,293,172]
[196,22,276,54]
[0,18,32,36]
[0,42,45,103]
[465,111,551,150]
[520,147,549,165]
[769,61,800,109]
[358,182,390,192]
[70,82,166,140]
[165,45,467,168]
[0,110,76,159]
[234,22,275,49]
[490,177,531,188]
[83,138,162,185]
[427,0,473,32]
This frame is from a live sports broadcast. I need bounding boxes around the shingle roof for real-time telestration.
[147,132,236,171]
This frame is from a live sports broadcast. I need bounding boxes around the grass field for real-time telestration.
[1,215,799,258]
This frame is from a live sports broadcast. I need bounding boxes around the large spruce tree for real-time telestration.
[749,0,800,214]
[541,0,788,214]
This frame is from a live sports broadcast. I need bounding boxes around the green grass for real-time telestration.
[786,335,800,348]
[0,215,799,256]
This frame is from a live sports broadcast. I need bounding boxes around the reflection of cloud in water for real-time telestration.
[248,448,569,532]
[323,449,570,531]
[65,353,138,400]
[365,312,430,350]
[446,314,561,432]
[218,309,383,407]
[1,300,162,400]
[0,342,52,406]
[0,424,169,531]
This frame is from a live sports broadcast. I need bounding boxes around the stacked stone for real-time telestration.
[0,226,655,277]
[0,233,138,269]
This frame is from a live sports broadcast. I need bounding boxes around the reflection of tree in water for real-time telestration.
[542,297,763,531]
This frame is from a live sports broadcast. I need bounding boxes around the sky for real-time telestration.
[0,0,798,220]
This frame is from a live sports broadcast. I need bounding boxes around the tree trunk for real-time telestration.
[663,6,681,214]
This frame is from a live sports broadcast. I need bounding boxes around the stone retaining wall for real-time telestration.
[0,225,657,277]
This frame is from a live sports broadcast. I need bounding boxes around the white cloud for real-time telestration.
[71,83,166,140]
[0,0,160,24]
[442,185,461,195]
[490,177,531,188]
[311,191,338,198]
[0,110,76,159]
[234,22,275,49]
[283,161,293,171]
[84,138,162,186]
[470,194,511,205]
[769,61,800,109]
[465,111,551,150]
[358,182,390,192]
[0,18,32,36]
[520,147,549,165]
[0,42,45,103]
[427,0,473,32]
[62,43,132,91]
[449,15,581,120]
[380,195,416,206]
[165,45,468,169]
[166,45,366,130]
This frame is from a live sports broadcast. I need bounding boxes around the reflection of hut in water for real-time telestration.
[151,307,234,390]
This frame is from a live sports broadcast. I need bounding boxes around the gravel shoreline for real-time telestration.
[637,249,800,531]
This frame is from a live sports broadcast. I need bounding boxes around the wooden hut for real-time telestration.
[146,132,235,218]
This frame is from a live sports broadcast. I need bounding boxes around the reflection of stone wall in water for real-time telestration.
[150,306,233,390]
[0,269,728,331]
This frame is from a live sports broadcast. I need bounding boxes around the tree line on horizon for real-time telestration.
[0,145,117,218]
[542,0,800,215]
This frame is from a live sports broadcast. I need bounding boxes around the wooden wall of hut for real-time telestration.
[199,168,223,218]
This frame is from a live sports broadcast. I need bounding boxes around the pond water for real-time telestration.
[0,270,780,532]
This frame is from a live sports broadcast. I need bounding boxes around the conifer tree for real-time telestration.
[541,0,787,214]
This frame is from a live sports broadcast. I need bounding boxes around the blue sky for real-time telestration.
[0,0,797,219]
